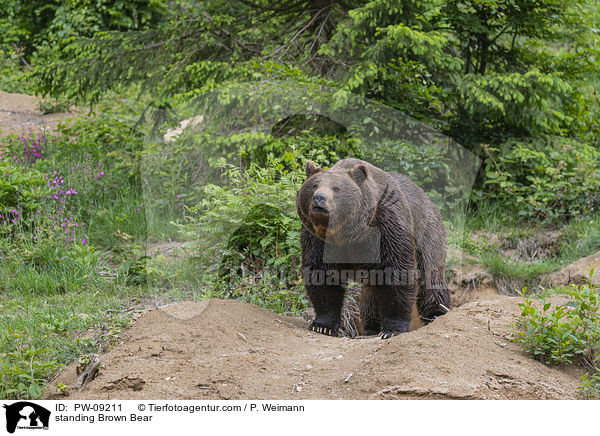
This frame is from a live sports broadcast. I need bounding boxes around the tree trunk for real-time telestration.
[511,26,518,52]
[478,37,489,75]
[465,41,472,74]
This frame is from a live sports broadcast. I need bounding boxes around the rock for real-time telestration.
[544,251,600,287]
[163,115,204,143]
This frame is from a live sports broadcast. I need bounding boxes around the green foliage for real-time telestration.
[27,0,600,204]
[321,0,598,142]
[455,71,575,139]
[442,0,583,74]
[484,254,560,294]
[36,99,71,115]
[39,107,148,248]
[184,156,303,278]
[0,47,31,94]
[0,327,61,399]
[515,275,600,398]
[142,109,357,238]
[0,243,100,296]
[362,138,457,210]
[322,0,456,121]
[174,153,321,314]
[0,161,51,235]
[558,213,600,261]
[0,0,168,56]
[579,372,600,399]
[111,238,149,286]
[477,138,600,221]
[212,280,309,316]
[1,0,600,400]
[32,7,252,103]
[0,287,141,399]
[0,98,152,301]
[31,0,360,102]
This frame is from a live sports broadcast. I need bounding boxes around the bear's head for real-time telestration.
[296,160,377,245]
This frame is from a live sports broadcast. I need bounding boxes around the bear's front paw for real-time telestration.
[309,322,339,337]
[378,330,402,340]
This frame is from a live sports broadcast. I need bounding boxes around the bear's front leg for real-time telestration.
[305,279,345,337]
[300,229,345,337]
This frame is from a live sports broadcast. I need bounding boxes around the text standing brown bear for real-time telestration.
[296,158,450,339]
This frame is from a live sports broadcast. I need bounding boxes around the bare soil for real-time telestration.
[0,90,72,141]
[45,295,582,400]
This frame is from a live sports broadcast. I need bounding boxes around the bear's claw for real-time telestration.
[309,323,338,337]
[378,331,401,340]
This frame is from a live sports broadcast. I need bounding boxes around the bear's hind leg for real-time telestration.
[417,279,450,324]
[359,286,380,335]
[416,248,450,324]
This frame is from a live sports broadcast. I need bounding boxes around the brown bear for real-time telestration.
[296,158,450,339]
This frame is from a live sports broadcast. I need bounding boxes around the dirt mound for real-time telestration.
[46,296,581,400]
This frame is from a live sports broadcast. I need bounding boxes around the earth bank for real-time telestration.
[45,295,582,400]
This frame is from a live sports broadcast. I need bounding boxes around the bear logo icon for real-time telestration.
[3,402,51,433]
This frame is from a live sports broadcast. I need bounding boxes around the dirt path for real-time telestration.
[0,90,71,141]
[46,295,582,400]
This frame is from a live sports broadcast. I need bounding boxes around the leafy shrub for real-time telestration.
[515,274,600,398]
[174,153,321,314]
[0,328,62,399]
[0,161,51,237]
[477,137,600,221]
[188,155,302,274]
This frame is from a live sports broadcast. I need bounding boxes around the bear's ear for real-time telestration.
[349,164,368,184]
[305,160,322,178]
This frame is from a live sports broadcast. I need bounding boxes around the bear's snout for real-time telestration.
[313,192,327,208]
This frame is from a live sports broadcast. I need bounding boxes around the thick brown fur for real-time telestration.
[296,158,450,339]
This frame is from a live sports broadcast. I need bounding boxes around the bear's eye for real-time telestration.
[332,186,340,192]
[312,184,318,190]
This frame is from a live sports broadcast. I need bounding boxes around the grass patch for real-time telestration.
[0,271,192,399]
[483,254,561,294]
[1,285,129,399]
[557,213,600,262]
[456,208,600,294]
